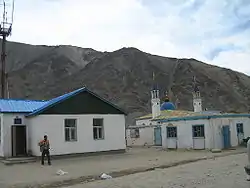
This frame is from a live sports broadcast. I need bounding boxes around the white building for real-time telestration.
[0,87,127,158]
[127,80,250,150]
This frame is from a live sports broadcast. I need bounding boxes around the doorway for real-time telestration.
[11,126,27,157]
[222,125,231,149]
[166,126,177,149]
[154,127,162,146]
[236,123,244,145]
[192,125,205,149]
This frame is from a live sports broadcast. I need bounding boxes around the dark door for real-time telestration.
[12,126,27,157]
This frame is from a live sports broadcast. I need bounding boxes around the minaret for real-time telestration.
[151,72,161,118]
[192,76,202,112]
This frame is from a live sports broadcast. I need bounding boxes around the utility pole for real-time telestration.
[0,0,14,98]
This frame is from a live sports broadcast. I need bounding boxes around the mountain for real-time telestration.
[2,41,250,124]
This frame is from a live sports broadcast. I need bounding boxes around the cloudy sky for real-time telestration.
[6,0,250,74]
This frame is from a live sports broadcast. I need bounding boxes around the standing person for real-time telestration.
[38,135,51,165]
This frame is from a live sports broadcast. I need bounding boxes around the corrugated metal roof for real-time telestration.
[0,87,127,116]
[154,113,250,122]
[137,110,250,122]
[26,87,127,117]
[0,99,47,113]
[27,88,85,117]
[136,110,200,120]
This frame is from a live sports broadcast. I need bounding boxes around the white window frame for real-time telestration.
[167,126,177,138]
[64,119,77,142]
[93,118,104,140]
[192,124,205,138]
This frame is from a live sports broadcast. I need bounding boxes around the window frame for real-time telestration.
[192,124,205,138]
[167,126,177,138]
[93,118,104,140]
[130,128,140,138]
[14,117,22,125]
[64,118,77,142]
[236,123,244,134]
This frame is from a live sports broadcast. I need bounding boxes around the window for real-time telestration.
[167,127,177,138]
[130,128,140,138]
[93,118,104,140]
[192,125,205,138]
[14,117,22,124]
[236,123,244,134]
[64,119,77,142]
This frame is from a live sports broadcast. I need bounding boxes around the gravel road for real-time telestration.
[65,153,249,188]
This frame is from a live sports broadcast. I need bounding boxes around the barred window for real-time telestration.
[192,125,205,138]
[167,127,177,138]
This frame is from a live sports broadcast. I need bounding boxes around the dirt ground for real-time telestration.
[66,153,249,188]
[0,147,246,187]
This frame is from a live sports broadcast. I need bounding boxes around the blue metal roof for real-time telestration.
[0,87,126,116]
[27,88,85,117]
[0,99,47,113]
[26,87,127,117]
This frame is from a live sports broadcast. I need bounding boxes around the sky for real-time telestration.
[5,0,250,75]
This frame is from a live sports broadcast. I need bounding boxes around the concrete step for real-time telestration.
[1,157,37,165]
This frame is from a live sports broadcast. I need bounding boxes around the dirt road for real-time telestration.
[66,153,249,188]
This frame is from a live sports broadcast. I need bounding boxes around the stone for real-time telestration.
[244,165,250,175]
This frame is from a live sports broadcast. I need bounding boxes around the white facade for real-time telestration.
[128,116,250,150]
[0,113,28,157]
[135,119,152,126]
[0,113,126,157]
[126,125,155,146]
[29,114,126,156]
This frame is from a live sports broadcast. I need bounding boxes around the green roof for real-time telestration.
[137,110,250,122]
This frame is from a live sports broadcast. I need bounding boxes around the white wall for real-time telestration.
[211,117,250,149]
[0,113,3,157]
[162,119,211,149]
[28,114,126,156]
[128,117,250,150]
[1,113,28,157]
[135,119,152,126]
[126,126,155,146]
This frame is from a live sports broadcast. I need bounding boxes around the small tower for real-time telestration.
[151,72,161,118]
[192,76,202,112]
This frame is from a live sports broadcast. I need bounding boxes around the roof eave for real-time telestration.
[154,114,250,122]
[26,88,86,117]
[26,87,127,117]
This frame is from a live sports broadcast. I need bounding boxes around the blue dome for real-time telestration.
[160,102,176,111]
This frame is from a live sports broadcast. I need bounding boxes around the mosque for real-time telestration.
[126,78,250,150]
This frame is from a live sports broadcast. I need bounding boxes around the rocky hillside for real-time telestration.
[2,41,250,124]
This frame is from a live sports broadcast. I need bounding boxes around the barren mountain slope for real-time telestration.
[1,42,250,124]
